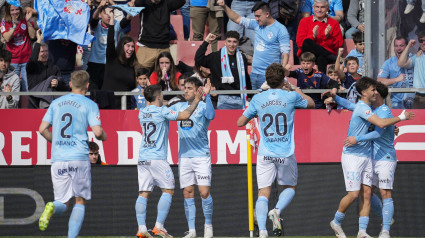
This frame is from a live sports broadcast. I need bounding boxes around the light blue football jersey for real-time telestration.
[371,104,397,162]
[170,96,215,158]
[138,105,179,161]
[343,100,374,157]
[42,93,101,162]
[243,89,308,157]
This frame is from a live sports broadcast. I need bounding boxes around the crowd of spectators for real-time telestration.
[0,0,424,110]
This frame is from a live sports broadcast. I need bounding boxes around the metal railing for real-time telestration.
[1,88,425,109]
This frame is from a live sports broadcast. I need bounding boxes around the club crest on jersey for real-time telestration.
[96,115,101,121]
[268,31,273,39]
[365,110,371,115]
[170,110,176,115]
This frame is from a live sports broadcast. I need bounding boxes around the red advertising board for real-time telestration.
[0,109,424,165]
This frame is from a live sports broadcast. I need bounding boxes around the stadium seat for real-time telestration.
[343,39,355,57]
[170,15,184,41]
[177,41,206,67]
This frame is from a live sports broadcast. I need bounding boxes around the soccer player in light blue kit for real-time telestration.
[326,77,414,238]
[218,0,291,90]
[237,63,315,238]
[331,82,400,238]
[169,77,215,238]
[135,84,204,238]
[38,70,107,238]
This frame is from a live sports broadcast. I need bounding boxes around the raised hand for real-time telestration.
[338,48,344,57]
[325,24,332,37]
[312,25,319,38]
[36,29,43,43]
[205,33,217,44]
[195,85,204,101]
[204,78,211,95]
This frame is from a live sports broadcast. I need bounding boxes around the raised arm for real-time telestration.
[295,87,315,109]
[335,48,346,81]
[204,78,215,120]
[217,0,241,24]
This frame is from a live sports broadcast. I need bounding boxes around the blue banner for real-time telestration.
[111,5,144,17]
[35,0,94,46]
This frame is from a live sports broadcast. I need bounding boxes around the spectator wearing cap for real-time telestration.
[134,0,185,70]
[195,31,252,109]
[87,3,132,90]
[0,49,19,108]
[0,0,35,92]
[296,0,343,73]
[218,0,290,90]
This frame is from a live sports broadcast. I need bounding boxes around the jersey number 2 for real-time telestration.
[60,113,73,138]
[262,112,288,137]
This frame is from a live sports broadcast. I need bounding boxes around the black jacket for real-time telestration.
[135,0,185,48]
[195,41,252,96]
[26,43,63,91]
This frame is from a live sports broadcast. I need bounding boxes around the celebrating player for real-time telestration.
[327,77,414,238]
[237,63,315,238]
[38,70,107,238]
[135,84,203,238]
[328,82,401,238]
[169,77,215,238]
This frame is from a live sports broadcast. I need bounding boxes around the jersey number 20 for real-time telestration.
[262,112,288,137]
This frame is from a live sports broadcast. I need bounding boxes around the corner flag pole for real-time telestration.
[246,132,254,237]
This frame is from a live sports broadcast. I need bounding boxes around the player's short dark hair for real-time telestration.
[344,56,359,66]
[89,141,99,151]
[0,49,12,63]
[144,84,162,102]
[266,63,285,89]
[136,68,150,78]
[71,70,89,89]
[251,2,270,13]
[355,77,377,95]
[352,31,364,44]
[225,31,240,41]
[394,35,408,45]
[299,52,316,62]
[417,30,425,39]
[184,77,203,89]
[375,82,388,99]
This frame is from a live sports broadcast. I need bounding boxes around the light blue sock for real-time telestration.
[202,195,213,225]
[53,201,66,215]
[256,196,268,231]
[185,198,196,229]
[68,204,85,238]
[333,211,345,225]
[382,198,394,231]
[371,193,383,219]
[275,188,295,212]
[358,216,369,231]
[157,193,173,224]
[136,196,148,226]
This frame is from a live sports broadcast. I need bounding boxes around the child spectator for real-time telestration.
[150,51,181,92]
[1,1,36,92]
[335,48,362,103]
[89,141,107,165]
[345,31,364,75]
[87,4,132,90]
[131,68,150,110]
[327,64,345,91]
[285,52,338,109]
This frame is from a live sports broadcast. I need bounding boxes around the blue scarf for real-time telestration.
[220,46,247,108]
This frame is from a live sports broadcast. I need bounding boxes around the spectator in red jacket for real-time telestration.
[296,0,343,73]
[150,51,181,92]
